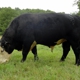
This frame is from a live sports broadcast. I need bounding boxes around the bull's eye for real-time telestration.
[5,43,10,47]
[5,42,10,45]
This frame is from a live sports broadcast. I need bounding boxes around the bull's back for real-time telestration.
[30,13,73,45]
[15,13,74,46]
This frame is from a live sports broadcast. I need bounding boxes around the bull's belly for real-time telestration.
[54,39,66,45]
[50,39,66,52]
[30,39,66,52]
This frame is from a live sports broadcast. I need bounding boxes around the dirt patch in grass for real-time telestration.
[0,47,11,63]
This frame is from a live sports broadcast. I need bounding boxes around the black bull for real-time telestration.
[0,13,80,65]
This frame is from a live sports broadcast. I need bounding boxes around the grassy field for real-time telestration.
[0,45,80,80]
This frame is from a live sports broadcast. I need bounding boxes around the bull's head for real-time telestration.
[0,40,11,63]
[0,38,14,54]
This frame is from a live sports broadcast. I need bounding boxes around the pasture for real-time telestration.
[0,45,80,80]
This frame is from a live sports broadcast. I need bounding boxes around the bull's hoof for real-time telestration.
[75,63,80,66]
[21,59,25,62]
[75,59,80,66]
[77,64,80,66]
[76,63,80,66]
[34,57,39,61]
[75,61,80,66]
[60,59,65,62]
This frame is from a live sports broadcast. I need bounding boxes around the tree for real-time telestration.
[74,0,80,10]
[73,0,80,15]
[0,7,18,34]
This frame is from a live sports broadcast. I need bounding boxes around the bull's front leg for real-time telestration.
[21,40,33,62]
[21,46,30,62]
[32,46,39,61]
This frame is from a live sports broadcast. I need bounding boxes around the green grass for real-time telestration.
[0,45,80,80]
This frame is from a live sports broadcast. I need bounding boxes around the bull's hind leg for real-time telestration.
[71,45,80,66]
[68,39,80,66]
[60,41,70,61]
[32,46,39,61]
[71,46,80,65]
[75,41,80,65]
[78,51,80,66]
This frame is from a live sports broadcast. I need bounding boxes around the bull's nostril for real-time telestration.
[1,49,4,53]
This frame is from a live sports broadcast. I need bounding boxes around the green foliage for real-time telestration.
[0,7,53,35]
[74,0,80,10]
[0,7,18,34]
[0,45,80,80]
[74,0,80,15]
